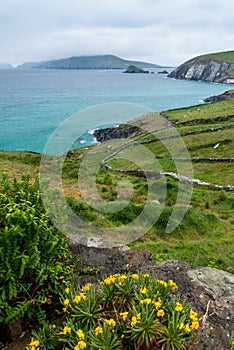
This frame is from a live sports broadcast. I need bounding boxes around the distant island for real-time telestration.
[123,65,149,74]
[168,50,234,84]
[17,54,162,70]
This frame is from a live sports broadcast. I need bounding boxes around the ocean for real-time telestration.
[0,68,233,154]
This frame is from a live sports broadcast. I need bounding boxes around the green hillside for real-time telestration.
[197,50,234,63]
[0,98,233,272]
[18,54,162,69]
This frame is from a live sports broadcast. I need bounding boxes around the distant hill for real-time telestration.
[17,54,162,70]
[168,50,234,84]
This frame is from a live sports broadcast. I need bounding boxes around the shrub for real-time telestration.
[0,174,76,326]
[27,272,200,350]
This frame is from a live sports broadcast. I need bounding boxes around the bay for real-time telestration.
[0,68,233,153]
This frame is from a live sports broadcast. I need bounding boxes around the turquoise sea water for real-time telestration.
[0,68,233,153]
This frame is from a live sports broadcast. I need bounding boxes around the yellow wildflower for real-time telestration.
[105,318,116,327]
[140,298,151,304]
[169,280,178,290]
[175,302,183,312]
[191,321,199,330]
[143,273,149,278]
[136,313,141,320]
[74,340,87,349]
[77,329,85,340]
[80,284,91,292]
[179,323,184,330]
[131,274,139,280]
[157,309,165,317]
[184,324,191,333]
[62,307,67,313]
[140,287,148,294]
[79,293,87,301]
[29,338,40,350]
[120,311,128,321]
[60,326,71,335]
[74,295,81,304]
[190,309,198,321]
[157,279,167,287]
[95,326,103,335]
[130,316,138,327]
[63,298,70,306]
[103,275,116,285]
[118,274,127,281]
[65,287,70,294]
[152,298,162,309]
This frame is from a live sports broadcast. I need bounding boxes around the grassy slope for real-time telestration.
[197,50,234,63]
[1,99,233,272]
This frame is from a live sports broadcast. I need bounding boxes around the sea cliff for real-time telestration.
[168,51,234,84]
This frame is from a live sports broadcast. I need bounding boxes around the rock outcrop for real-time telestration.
[204,89,234,102]
[168,52,234,84]
[123,65,149,73]
[68,234,234,350]
[93,124,141,142]
[158,69,169,74]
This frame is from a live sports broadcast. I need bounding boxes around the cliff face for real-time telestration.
[169,56,234,84]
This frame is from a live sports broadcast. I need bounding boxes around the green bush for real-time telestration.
[0,174,76,325]
[27,272,200,350]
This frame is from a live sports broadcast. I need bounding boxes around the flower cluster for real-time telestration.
[27,272,200,350]
[29,338,40,350]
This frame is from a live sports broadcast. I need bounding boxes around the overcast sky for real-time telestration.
[1,0,234,66]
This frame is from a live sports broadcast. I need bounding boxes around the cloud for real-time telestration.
[0,0,234,66]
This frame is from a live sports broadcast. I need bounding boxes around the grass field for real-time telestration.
[1,98,233,272]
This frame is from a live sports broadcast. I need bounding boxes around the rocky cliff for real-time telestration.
[168,51,234,84]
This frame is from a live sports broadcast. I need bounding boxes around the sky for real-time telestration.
[1,0,234,67]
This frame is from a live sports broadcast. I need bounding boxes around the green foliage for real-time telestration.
[0,174,76,325]
[26,272,200,350]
